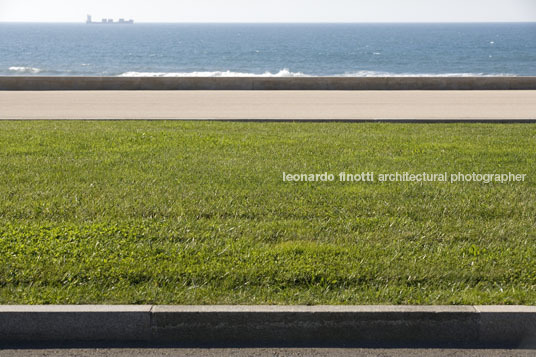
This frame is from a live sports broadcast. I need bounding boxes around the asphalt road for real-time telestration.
[1,349,535,356]
[1,90,535,120]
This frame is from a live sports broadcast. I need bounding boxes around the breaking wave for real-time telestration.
[9,66,42,74]
[338,71,516,77]
[4,67,516,78]
[117,69,516,78]
[118,69,308,77]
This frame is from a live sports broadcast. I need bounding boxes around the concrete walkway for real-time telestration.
[1,91,535,121]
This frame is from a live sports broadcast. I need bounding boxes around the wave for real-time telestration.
[9,66,42,74]
[117,69,516,78]
[4,67,517,77]
[337,71,516,77]
[118,69,308,77]
[5,66,97,76]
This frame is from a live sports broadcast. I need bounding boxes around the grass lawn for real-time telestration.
[0,121,535,305]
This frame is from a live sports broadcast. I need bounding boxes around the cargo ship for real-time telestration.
[86,15,134,25]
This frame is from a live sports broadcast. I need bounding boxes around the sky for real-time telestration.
[0,0,535,23]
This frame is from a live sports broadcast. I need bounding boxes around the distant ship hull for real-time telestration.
[86,22,134,25]
[86,15,134,25]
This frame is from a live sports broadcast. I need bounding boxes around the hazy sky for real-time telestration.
[1,0,535,23]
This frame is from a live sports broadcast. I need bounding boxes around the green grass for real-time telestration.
[0,121,535,305]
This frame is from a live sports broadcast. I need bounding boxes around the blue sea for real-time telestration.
[0,23,535,77]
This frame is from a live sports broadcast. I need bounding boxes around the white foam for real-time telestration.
[9,66,42,74]
[118,69,309,77]
[117,69,516,78]
[338,71,515,77]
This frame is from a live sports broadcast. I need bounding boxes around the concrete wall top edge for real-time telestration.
[474,305,536,313]
[1,76,535,79]
[152,305,478,313]
[1,305,534,313]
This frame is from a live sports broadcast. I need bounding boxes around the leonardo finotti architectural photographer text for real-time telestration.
[282,172,527,184]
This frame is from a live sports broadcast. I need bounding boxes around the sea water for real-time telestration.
[0,23,535,76]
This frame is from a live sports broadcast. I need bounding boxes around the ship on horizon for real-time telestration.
[86,15,134,25]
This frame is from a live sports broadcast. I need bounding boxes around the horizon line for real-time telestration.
[0,19,536,25]
[1,20,536,24]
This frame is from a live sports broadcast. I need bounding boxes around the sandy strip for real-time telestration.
[0,90,535,120]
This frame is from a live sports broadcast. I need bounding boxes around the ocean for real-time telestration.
[0,23,535,77]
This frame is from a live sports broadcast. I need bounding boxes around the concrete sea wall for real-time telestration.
[1,76,535,90]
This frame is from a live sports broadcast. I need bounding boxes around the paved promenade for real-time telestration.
[0,90,535,120]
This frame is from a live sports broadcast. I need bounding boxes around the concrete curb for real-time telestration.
[1,76,536,90]
[0,306,535,348]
